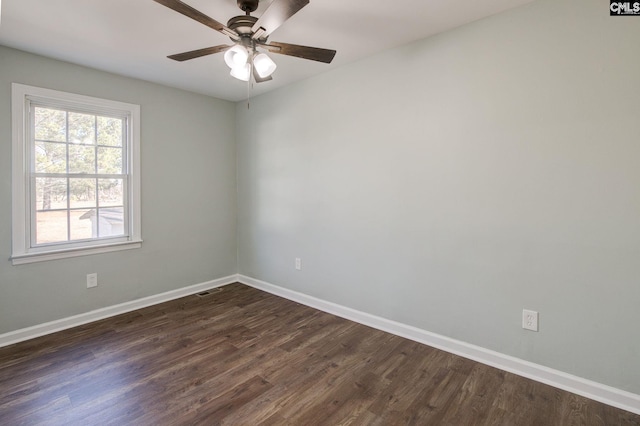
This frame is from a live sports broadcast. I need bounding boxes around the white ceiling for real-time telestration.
[0,0,534,102]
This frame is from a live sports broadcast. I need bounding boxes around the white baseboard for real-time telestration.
[0,274,240,349]
[238,274,640,416]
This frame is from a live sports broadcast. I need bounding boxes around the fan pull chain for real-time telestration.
[247,64,252,109]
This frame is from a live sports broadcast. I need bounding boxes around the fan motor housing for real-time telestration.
[227,15,259,36]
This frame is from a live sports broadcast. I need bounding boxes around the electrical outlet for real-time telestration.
[522,309,538,332]
[87,273,98,288]
[295,258,301,270]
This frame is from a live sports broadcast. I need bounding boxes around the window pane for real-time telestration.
[98,146,123,174]
[14,84,140,261]
[70,178,96,209]
[70,209,93,240]
[35,177,67,211]
[68,112,96,145]
[34,107,66,142]
[35,141,66,173]
[97,207,124,238]
[97,116,123,147]
[69,145,96,174]
[98,179,123,207]
[36,210,68,244]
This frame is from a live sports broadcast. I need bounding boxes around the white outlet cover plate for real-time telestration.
[87,273,98,288]
[522,309,539,332]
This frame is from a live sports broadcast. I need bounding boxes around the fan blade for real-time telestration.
[153,0,238,39]
[251,0,309,38]
[264,41,336,63]
[167,45,231,62]
[253,66,273,83]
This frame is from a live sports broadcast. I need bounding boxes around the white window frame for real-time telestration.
[11,83,142,265]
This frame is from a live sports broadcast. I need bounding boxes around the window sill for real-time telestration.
[10,240,143,265]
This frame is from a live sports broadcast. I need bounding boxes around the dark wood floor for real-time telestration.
[1,283,638,425]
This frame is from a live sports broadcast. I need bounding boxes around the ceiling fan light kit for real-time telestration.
[253,53,277,78]
[224,45,249,69]
[230,61,251,81]
[153,0,336,83]
[223,45,277,81]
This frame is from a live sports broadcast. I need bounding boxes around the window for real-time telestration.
[11,84,141,265]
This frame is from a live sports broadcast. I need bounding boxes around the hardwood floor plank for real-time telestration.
[347,409,387,426]
[0,283,638,425]
[367,343,453,418]
[400,368,468,424]
[190,375,274,425]
[295,371,387,425]
[439,363,506,425]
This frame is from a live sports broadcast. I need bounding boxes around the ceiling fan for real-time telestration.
[153,0,337,82]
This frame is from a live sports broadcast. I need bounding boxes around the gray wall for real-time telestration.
[0,46,238,334]
[237,0,640,394]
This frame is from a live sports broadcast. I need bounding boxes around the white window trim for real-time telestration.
[11,83,142,265]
